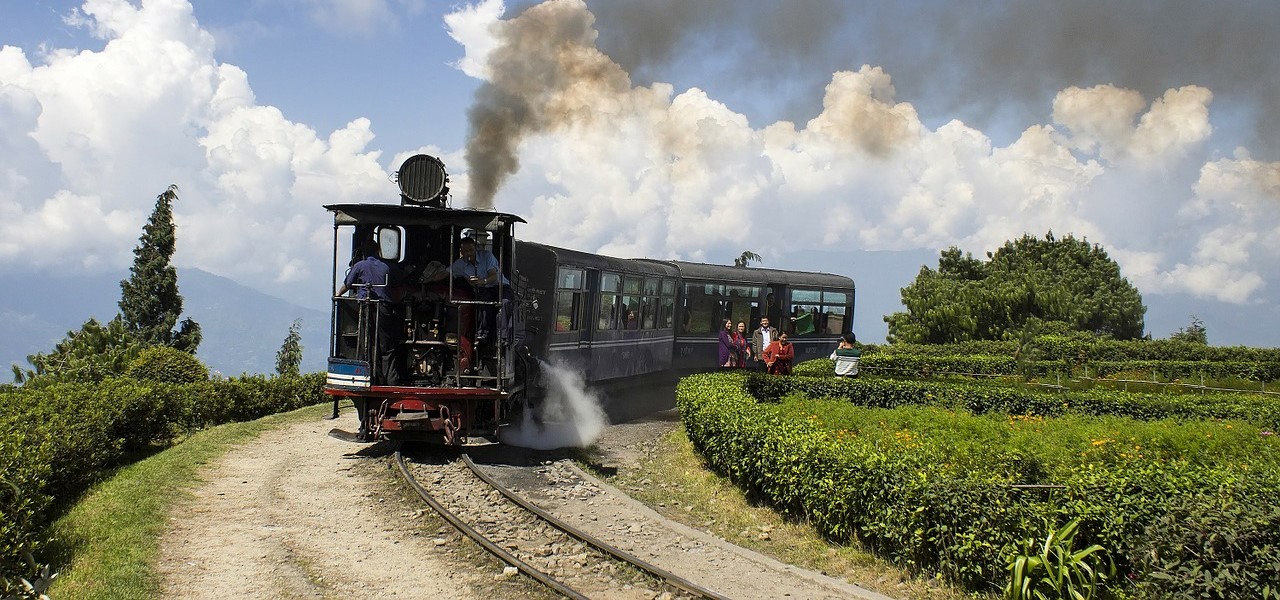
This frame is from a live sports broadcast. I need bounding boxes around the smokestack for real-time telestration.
[463,0,631,209]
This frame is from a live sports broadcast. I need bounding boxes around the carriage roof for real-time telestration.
[638,260,854,289]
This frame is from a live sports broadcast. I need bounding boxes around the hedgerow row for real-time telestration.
[0,373,325,593]
[677,371,1280,597]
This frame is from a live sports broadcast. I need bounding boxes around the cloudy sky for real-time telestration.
[2,0,1278,345]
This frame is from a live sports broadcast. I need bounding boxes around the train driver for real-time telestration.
[432,237,512,343]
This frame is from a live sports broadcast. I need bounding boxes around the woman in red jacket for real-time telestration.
[762,332,795,375]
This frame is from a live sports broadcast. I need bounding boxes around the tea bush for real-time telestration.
[0,372,324,590]
[753,370,1280,430]
[1129,485,1280,599]
[799,352,1280,384]
[678,371,1280,594]
[127,346,210,384]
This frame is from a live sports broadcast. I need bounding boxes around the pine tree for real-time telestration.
[118,184,200,352]
[1170,315,1208,344]
[276,319,304,376]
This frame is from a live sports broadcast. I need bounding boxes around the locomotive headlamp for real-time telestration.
[396,154,450,207]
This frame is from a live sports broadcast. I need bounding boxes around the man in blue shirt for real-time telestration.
[446,237,512,343]
[337,240,402,385]
[338,243,392,300]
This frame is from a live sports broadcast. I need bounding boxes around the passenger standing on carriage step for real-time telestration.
[337,240,403,386]
[447,237,512,343]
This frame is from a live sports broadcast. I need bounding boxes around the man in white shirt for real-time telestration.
[751,317,778,372]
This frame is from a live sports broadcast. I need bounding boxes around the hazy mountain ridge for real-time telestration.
[2,268,328,377]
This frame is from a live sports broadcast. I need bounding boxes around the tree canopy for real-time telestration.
[1170,315,1208,345]
[275,319,304,377]
[734,250,762,268]
[12,317,143,386]
[884,233,1146,343]
[118,184,200,352]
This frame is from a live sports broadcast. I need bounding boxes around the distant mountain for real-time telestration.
[177,269,329,376]
[1,268,328,377]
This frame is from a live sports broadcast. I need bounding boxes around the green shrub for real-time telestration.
[748,371,1280,430]
[128,346,209,384]
[1005,519,1114,600]
[678,371,1280,593]
[0,371,324,583]
[1130,486,1280,599]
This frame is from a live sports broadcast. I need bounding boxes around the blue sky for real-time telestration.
[2,0,1279,346]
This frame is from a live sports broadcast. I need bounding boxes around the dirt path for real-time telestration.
[157,408,894,599]
[155,414,523,599]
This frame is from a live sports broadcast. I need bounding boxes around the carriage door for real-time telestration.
[763,285,786,330]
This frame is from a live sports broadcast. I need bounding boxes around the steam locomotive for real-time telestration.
[325,155,855,444]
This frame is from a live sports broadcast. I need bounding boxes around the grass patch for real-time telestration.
[604,426,979,600]
[45,404,330,599]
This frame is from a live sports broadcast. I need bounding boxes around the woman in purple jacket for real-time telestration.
[718,319,738,368]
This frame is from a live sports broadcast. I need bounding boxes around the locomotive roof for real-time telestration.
[324,204,526,229]
[642,260,855,289]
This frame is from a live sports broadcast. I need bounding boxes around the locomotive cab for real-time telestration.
[324,155,531,445]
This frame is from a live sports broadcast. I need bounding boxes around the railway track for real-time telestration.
[395,448,730,600]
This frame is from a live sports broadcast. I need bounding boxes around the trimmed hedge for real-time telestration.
[678,371,1280,595]
[753,371,1280,431]
[128,346,210,384]
[804,353,1280,383]
[864,337,1280,363]
[0,373,324,593]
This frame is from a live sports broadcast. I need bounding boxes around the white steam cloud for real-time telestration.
[499,360,608,450]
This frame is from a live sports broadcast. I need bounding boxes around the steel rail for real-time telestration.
[393,450,588,600]
[461,454,731,600]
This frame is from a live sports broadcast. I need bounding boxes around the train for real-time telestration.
[324,154,855,444]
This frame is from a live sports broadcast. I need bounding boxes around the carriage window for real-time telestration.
[660,278,680,327]
[623,295,642,330]
[554,267,586,332]
[680,282,715,334]
[638,277,662,329]
[678,282,759,334]
[598,272,622,330]
[619,275,643,330]
[787,288,852,336]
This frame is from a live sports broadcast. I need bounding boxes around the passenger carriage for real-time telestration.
[324,154,856,444]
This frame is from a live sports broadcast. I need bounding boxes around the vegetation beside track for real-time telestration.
[43,404,329,599]
[678,369,1280,598]
[0,372,325,595]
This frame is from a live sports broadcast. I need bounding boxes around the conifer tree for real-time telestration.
[275,319,304,376]
[118,184,200,352]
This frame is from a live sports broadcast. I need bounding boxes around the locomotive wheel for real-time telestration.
[361,408,378,442]
[440,405,457,445]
